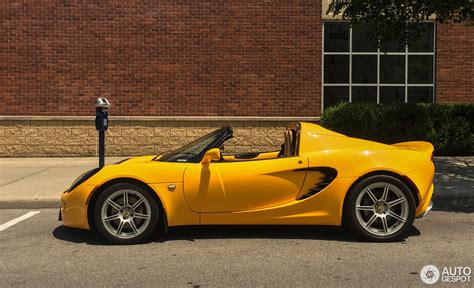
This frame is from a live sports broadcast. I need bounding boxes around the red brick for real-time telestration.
[0,2,322,117]
[436,23,473,103]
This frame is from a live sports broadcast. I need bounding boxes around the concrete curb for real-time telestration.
[0,199,59,209]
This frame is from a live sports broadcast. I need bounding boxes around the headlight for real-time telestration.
[67,168,101,192]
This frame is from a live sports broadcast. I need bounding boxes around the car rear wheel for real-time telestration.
[94,183,160,244]
[344,175,416,242]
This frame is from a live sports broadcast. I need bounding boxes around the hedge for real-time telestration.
[320,103,474,156]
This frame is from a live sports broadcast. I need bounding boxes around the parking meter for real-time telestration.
[95,98,111,168]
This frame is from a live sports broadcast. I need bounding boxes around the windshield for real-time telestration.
[158,127,231,163]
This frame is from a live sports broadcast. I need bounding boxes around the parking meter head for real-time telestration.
[95,98,111,131]
[95,98,111,109]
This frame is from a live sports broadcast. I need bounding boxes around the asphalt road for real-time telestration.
[0,209,473,287]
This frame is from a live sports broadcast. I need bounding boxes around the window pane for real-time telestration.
[324,55,349,83]
[408,87,433,103]
[408,22,434,52]
[380,55,405,84]
[352,86,377,103]
[324,22,350,52]
[380,86,405,104]
[352,55,377,84]
[324,86,349,108]
[352,24,377,52]
[408,55,433,84]
[380,40,405,53]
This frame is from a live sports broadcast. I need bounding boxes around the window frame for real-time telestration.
[322,21,436,111]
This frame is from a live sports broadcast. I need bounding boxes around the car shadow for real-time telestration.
[52,224,421,245]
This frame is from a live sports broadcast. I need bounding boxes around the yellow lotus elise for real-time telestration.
[60,122,434,244]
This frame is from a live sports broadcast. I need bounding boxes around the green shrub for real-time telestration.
[320,103,474,156]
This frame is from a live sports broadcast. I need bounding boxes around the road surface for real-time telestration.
[0,209,472,287]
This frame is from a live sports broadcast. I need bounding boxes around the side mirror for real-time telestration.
[201,148,221,165]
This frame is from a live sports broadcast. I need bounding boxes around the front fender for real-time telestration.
[85,161,187,186]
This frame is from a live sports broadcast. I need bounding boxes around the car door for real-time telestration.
[183,156,308,213]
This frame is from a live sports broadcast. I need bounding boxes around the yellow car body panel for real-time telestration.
[61,183,95,229]
[201,177,355,225]
[183,156,308,213]
[61,122,435,230]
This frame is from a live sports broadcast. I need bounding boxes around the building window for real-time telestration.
[323,22,435,109]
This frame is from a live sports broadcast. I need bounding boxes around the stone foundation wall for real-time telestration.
[0,118,299,157]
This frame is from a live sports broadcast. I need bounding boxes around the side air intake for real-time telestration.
[298,167,338,200]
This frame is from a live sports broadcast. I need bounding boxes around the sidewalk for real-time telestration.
[0,157,473,211]
[0,157,125,208]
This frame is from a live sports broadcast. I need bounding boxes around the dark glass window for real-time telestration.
[324,23,349,52]
[380,40,405,53]
[324,86,349,108]
[380,87,405,104]
[352,86,377,103]
[324,55,349,83]
[380,55,405,84]
[408,87,434,103]
[323,22,434,108]
[352,24,377,52]
[408,55,433,84]
[352,55,377,84]
[408,23,434,52]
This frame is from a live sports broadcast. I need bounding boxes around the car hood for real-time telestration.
[84,155,185,186]
[118,155,158,164]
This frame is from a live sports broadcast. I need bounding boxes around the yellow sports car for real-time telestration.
[60,122,434,244]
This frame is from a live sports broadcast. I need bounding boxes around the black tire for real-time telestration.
[93,183,160,244]
[344,175,416,242]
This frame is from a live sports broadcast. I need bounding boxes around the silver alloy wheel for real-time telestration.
[100,189,152,239]
[355,182,409,236]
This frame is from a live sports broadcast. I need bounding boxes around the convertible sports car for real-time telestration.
[60,122,434,244]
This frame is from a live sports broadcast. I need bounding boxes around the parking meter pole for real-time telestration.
[95,98,111,169]
[98,130,105,168]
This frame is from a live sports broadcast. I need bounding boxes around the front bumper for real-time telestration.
[60,183,95,230]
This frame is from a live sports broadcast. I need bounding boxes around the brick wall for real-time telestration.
[436,23,473,103]
[0,119,287,157]
[1,2,472,159]
[1,1,322,117]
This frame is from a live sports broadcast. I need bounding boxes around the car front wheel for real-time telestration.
[94,183,160,244]
[344,175,416,242]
